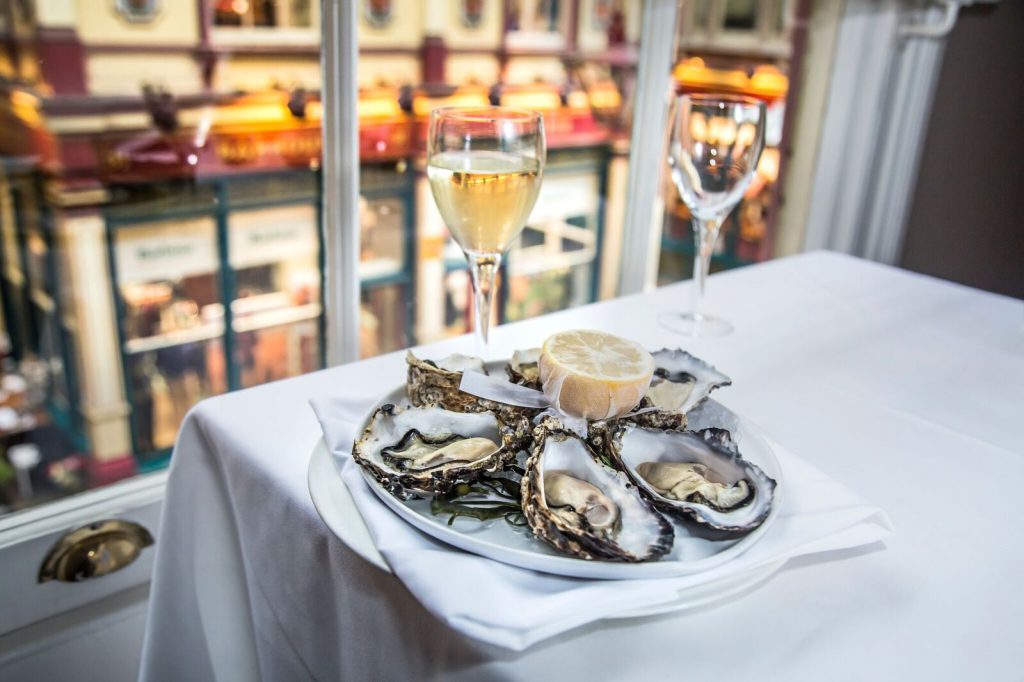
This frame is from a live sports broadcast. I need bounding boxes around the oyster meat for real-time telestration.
[353,404,517,497]
[383,435,499,471]
[631,349,733,430]
[607,423,775,534]
[521,419,673,562]
[635,462,750,510]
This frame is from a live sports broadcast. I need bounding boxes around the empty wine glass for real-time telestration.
[661,94,766,337]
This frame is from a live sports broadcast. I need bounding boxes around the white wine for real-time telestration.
[427,151,542,254]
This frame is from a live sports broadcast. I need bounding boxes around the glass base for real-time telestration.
[658,311,734,338]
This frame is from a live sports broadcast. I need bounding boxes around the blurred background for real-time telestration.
[0,0,1019,517]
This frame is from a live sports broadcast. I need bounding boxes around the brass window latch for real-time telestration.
[39,519,154,583]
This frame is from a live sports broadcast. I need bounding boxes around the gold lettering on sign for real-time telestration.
[104,149,131,172]
[216,137,262,165]
[215,133,321,166]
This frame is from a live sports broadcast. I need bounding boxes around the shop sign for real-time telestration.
[228,205,318,269]
[215,131,322,167]
[114,219,218,284]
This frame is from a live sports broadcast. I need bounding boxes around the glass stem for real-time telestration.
[691,216,722,321]
[469,252,501,357]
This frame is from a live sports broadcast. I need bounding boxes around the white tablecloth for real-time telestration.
[139,252,1024,681]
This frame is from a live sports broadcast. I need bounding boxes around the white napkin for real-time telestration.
[309,394,893,651]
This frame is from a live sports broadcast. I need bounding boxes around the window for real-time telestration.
[214,0,313,29]
[0,0,809,518]
[0,3,326,512]
[355,0,642,354]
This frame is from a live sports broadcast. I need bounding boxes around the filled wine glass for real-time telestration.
[427,107,545,357]
[661,94,766,337]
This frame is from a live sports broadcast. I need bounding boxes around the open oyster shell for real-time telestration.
[407,351,541,427]
[605,423,776,534]
[630,349,733,431]
[505,348,541,389]
[406,351,491,413]
[352,404,520,498]
[521,419,674,562]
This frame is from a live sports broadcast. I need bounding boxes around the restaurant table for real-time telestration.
[139,252,1024,681]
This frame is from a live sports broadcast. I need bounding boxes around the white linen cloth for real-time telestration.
[309,394,893,651]
[140,253,1024,681]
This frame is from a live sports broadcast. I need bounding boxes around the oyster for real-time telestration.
[631,349,733,430]
[606,423,775,534]
[406,351,496,414]
[353,404,518,497]
[521,419,673,562]
[505,348,541,389]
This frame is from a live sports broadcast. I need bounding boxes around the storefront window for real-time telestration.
[355,0,642,350]
[229,204,322,388]
[0,1,325,510]
[214,0,313,28]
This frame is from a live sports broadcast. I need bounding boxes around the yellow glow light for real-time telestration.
[689,112,708,142]
[757,147,780,183]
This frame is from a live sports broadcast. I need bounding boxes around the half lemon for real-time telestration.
[539,330,654,420]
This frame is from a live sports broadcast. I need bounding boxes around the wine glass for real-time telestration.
[661,94,766,337]
[427,107,546,357]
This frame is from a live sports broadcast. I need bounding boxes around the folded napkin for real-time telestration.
[309,394,893,651]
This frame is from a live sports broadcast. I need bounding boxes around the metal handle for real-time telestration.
[39,519,154,583]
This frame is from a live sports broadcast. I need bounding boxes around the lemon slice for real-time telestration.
[539,330,655,420]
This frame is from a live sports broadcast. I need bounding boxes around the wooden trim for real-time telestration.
[500,46,638,65]
[84,42,320,57]
[198,0,211,46]
[86,42,194,55]
[197,0,214,90]
[41,92,225,116]
[358,46,419,56]
[2,3,18,68]
[444,47,501,55]
[421,36,446,86]
[34,27,87,95]
[201,43,320,56]
[566,0,580,52]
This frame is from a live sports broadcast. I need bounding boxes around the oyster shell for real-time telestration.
[521,419,673,562]
[505,348,541,389]
[606,423,775,534]
[353,404,518,497]
[630,349,733,430]
[406,351,491,413]
[407,351,543,429]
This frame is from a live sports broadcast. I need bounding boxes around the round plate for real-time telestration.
[312,368,782,580]
[308,441,785,617]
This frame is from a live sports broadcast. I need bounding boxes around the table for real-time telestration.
[139,252,1024,681]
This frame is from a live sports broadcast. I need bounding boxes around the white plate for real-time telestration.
[307,439,785,619]
[313,375,783,580]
